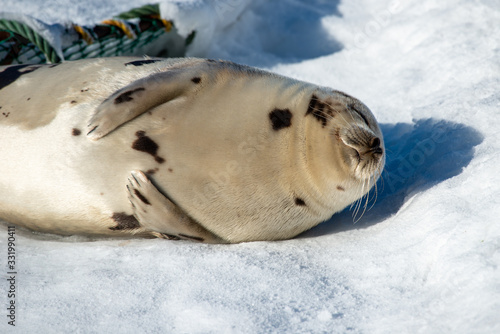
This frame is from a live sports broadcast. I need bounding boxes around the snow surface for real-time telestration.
[1,0,499,332]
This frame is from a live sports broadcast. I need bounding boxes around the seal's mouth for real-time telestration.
[339,126,385,180]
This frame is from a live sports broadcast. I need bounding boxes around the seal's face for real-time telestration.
[335,99,385,182]
[306,89,385,186]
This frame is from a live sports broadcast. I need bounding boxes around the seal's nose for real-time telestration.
[370,137,383,155]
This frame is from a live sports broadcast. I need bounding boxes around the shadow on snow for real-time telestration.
[302,118,484,238]
[214,0,343,67]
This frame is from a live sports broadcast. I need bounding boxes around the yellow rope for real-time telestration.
[73,24,94,44]
[101,19,136,39]
[161,19,173,32]
[73,16,171,45]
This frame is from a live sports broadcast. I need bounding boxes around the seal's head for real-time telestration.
[332,91,385,181]
[304,88,385,211]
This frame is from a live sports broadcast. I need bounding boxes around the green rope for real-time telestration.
[0,3,195,65]
[115,4,160,20]
[0,18,60,63]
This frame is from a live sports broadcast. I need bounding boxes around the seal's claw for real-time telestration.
[86,118,109,141]
[131,170,148,183]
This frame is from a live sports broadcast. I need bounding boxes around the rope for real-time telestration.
[0,3,191,65]
[73,25,94,44]
[101,19,136,39]
[160,19,173,32]
[0,18,60,63]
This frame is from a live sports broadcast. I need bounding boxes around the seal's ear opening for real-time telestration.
[86,70,192,141]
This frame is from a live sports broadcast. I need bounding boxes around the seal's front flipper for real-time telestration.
[87,68,193,141]
[127,170,226,244]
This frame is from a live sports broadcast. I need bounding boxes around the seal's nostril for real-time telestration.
[369,137,383,155]
[370,137,380,149]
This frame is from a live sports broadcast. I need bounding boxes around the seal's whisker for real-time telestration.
[368,175,378,211]
[352,178,368,223]
[360,179,371,220]
[352,167,383,224]
[367,163,385,211]
[353,186,366,223]
[378,167,387,193]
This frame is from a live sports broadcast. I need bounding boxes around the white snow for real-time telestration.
[1,0,499,333]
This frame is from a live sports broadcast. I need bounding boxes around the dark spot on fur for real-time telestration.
[114,87,145,104]
[206,59,217,63]
[191,77,201,84]
[132,131,165,163]
[179,234,204,242]
[124,59,162,66]
[146,168,159,175]
[109,212,140,230]
[80,88,89,93]
[269,108,292,130]
[2,112,10,118]
[306,95,319,116]
[306,94,337,127]
[134,189,151,205]
[337,186,345,191]
[72,128,81,136]
[0,64,42,91]
[295,197,306,206]
[48,64,59,68]
[168,168,173,173]
[306,95,325,126]
[71,100,77,104]
[26,97,31,101]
